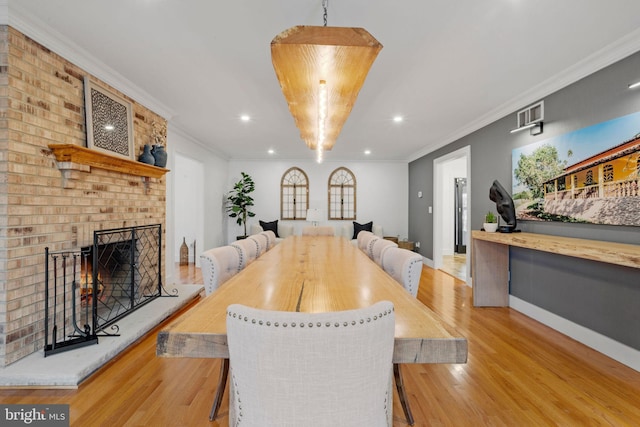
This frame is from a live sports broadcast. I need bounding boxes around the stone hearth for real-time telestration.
[0,285,202,387]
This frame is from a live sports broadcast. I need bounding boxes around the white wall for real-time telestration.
[174,153,204,265]
[227,160,409,243]
[165,126,229,285]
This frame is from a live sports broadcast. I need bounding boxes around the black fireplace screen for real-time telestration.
[44,224,166,356]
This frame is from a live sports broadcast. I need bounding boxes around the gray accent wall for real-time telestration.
[409,50,640,350]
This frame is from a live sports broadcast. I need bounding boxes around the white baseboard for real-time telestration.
[422,256,434,268]
[510,296,640,372]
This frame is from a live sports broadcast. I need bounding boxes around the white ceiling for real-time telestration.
[8,1,640,162]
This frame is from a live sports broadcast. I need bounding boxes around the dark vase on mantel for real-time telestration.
[151,145,167,168]
[138,144,155,165]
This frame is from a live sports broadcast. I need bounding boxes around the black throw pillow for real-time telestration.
[352,221,373,240]
[259,220,279,238]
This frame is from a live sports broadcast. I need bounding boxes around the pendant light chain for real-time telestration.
[322,0,328,26]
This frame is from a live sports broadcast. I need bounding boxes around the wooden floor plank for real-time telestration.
[0,262,639,426]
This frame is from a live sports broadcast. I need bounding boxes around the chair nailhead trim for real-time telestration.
[226,307,394,329]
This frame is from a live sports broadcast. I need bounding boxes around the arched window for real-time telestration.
[280,167,309,220]
[328,167,356,220]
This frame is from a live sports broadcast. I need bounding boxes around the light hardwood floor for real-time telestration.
[1,262,639,426]
[441,253,467,281]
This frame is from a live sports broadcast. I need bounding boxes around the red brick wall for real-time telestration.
[0,26,167,366]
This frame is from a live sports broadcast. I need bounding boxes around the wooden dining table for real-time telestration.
[157,235,467,365]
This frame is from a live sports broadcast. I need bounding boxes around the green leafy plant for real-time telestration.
[485,211,497,223]
[226,172,256,237]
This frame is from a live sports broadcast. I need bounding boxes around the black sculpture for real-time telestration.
[489,180,519,233]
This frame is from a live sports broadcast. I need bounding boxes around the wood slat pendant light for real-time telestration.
[271,26,382,153]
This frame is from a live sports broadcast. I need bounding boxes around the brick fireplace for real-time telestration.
[0,26,168,366]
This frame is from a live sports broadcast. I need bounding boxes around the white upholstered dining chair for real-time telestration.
[381,246,424,425]
[199,246,241,296]
[371,238,398,266]
[302,225,336,236]
[365,236,381,260]
[382,247,423,298]
[356,230,377,253]
[259,230,277,250]
[230,238,258,269]
[301,225,335,236]
[199,245,242,421]
[226,301,396,427]
[248,233,268,256]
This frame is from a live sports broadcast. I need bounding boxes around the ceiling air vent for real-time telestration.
[511,100,544,135]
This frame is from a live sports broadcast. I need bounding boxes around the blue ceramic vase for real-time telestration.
[151,145,167,168]
[138,144,155,165]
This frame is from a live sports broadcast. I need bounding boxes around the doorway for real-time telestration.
[454,177,467,254]
[433,146,470,284]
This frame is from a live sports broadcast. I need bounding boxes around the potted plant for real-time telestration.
[226,172,256,239]
[483,211,499,232]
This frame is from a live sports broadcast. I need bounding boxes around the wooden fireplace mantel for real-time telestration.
[48,143,170,179]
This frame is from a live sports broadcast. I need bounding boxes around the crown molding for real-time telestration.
[7,3,176,121]
[407,27,640,163]
[168,122,230,161]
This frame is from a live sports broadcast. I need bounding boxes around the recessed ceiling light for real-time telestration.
[268,149,275,155]
[393,116,403,123]
[240,114,251,122]
[364,149,371,155]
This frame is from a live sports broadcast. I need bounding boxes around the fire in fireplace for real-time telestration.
[44,224,165,356]
[78,257,103,305]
